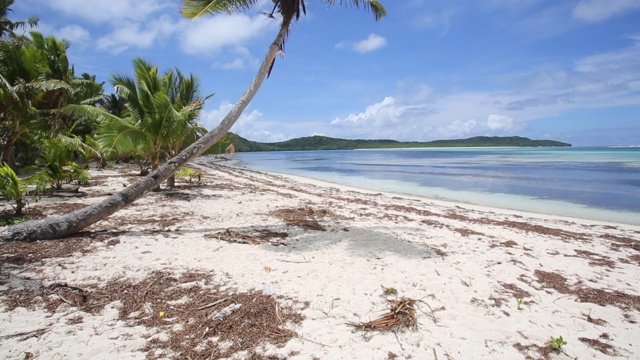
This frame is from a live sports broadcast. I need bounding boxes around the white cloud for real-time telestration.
[327,90,529,141]
[212,46,260,70]
[55,25,91,46]
[352,34,388,53]
[331,96,398,126]
[414,9,454,37]
[180,13,277,55]
[96,15,181,53]
[215,58,246,70]
[199,101,288,142]
[573,0,640,23]
[337,34,387,53]
[574,34,640,74]
[487,114,514,131]
[48,0,169,24]
[442,119,478,136]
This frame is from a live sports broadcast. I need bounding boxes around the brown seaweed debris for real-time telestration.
[271,207,332,231]
[350,298,418,332]
[579,337,618,356]
[204,229,288,245]
[205,229,264,244]
[1,270,305,359]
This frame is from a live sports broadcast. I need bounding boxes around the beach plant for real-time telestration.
[175,167,202,183]
[382,287,398,296]
[0,0,386,242]
[549,336,567,351]
[0,164,27,215]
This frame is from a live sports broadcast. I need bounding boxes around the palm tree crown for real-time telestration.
[182,0,386,74]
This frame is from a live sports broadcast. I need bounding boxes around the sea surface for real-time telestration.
[234,147,640,225]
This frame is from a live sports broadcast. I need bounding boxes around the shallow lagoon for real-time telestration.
[236,147,640,225]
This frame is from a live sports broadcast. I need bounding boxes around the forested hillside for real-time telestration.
[231,134,571,152]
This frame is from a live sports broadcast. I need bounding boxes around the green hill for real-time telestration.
[230,134,571,152]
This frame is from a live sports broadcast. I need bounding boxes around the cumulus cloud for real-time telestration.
[353,34,387,53]
[41,0,275,59]
[179,14,276,55]
[337,34,387,53]
[326,90,528,141]
[96,15,181,53]
[55,25,91,46]
[573,0,640,23]
[199,101,287,142]
[487,114,514,131]
[331,96,397,125]
[48,0,168,24]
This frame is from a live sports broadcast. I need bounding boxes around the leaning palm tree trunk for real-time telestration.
[0,17,292,242]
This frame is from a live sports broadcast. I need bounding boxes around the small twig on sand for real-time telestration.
[278,257,309,264]
[196,297,230,311]
[275,303,283,325]
[298,335,330,347]
[416,299,441,324]
[0,328,49,341]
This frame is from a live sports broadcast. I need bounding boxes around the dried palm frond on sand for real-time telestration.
[350,298,418,332]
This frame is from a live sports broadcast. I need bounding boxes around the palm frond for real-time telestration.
[181,0,261,19]
[29,79,74,94]
[56,134,103,161]
[0,164,26,202]
[326,0,387,21]
[96,115,150,156]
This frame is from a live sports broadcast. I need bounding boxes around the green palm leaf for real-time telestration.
[181,0,261,18]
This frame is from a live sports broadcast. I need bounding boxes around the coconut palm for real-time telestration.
[0,41,73,168]
[0,0,386,242]
[74,59,209,185]
[0,0,38,42]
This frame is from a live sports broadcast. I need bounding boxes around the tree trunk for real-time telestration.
[15,199,24,216]
[167,174,176,188]
[151,152,161,192]
[0,17,292,242]
[1,137,17,170]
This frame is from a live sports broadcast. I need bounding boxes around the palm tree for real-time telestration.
[0,0,38,42]
[69,59,209,184]
[0,34,74,169]
[0,0,386,242]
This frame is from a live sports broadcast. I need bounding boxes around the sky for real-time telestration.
[11,0,640,146]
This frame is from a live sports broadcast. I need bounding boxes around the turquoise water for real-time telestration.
[235,147,640,225]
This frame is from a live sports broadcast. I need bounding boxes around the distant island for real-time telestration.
[227,134,571,152]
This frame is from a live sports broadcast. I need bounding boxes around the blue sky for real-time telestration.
[11,0,640,146]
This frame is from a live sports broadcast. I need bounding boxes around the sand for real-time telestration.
[1,156,639,359]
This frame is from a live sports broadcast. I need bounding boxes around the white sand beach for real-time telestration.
[1,157,639,359]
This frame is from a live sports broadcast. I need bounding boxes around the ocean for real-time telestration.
[235,147,640,225]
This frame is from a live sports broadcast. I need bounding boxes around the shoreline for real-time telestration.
[1,160,639,359]
[219,155,640,227]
